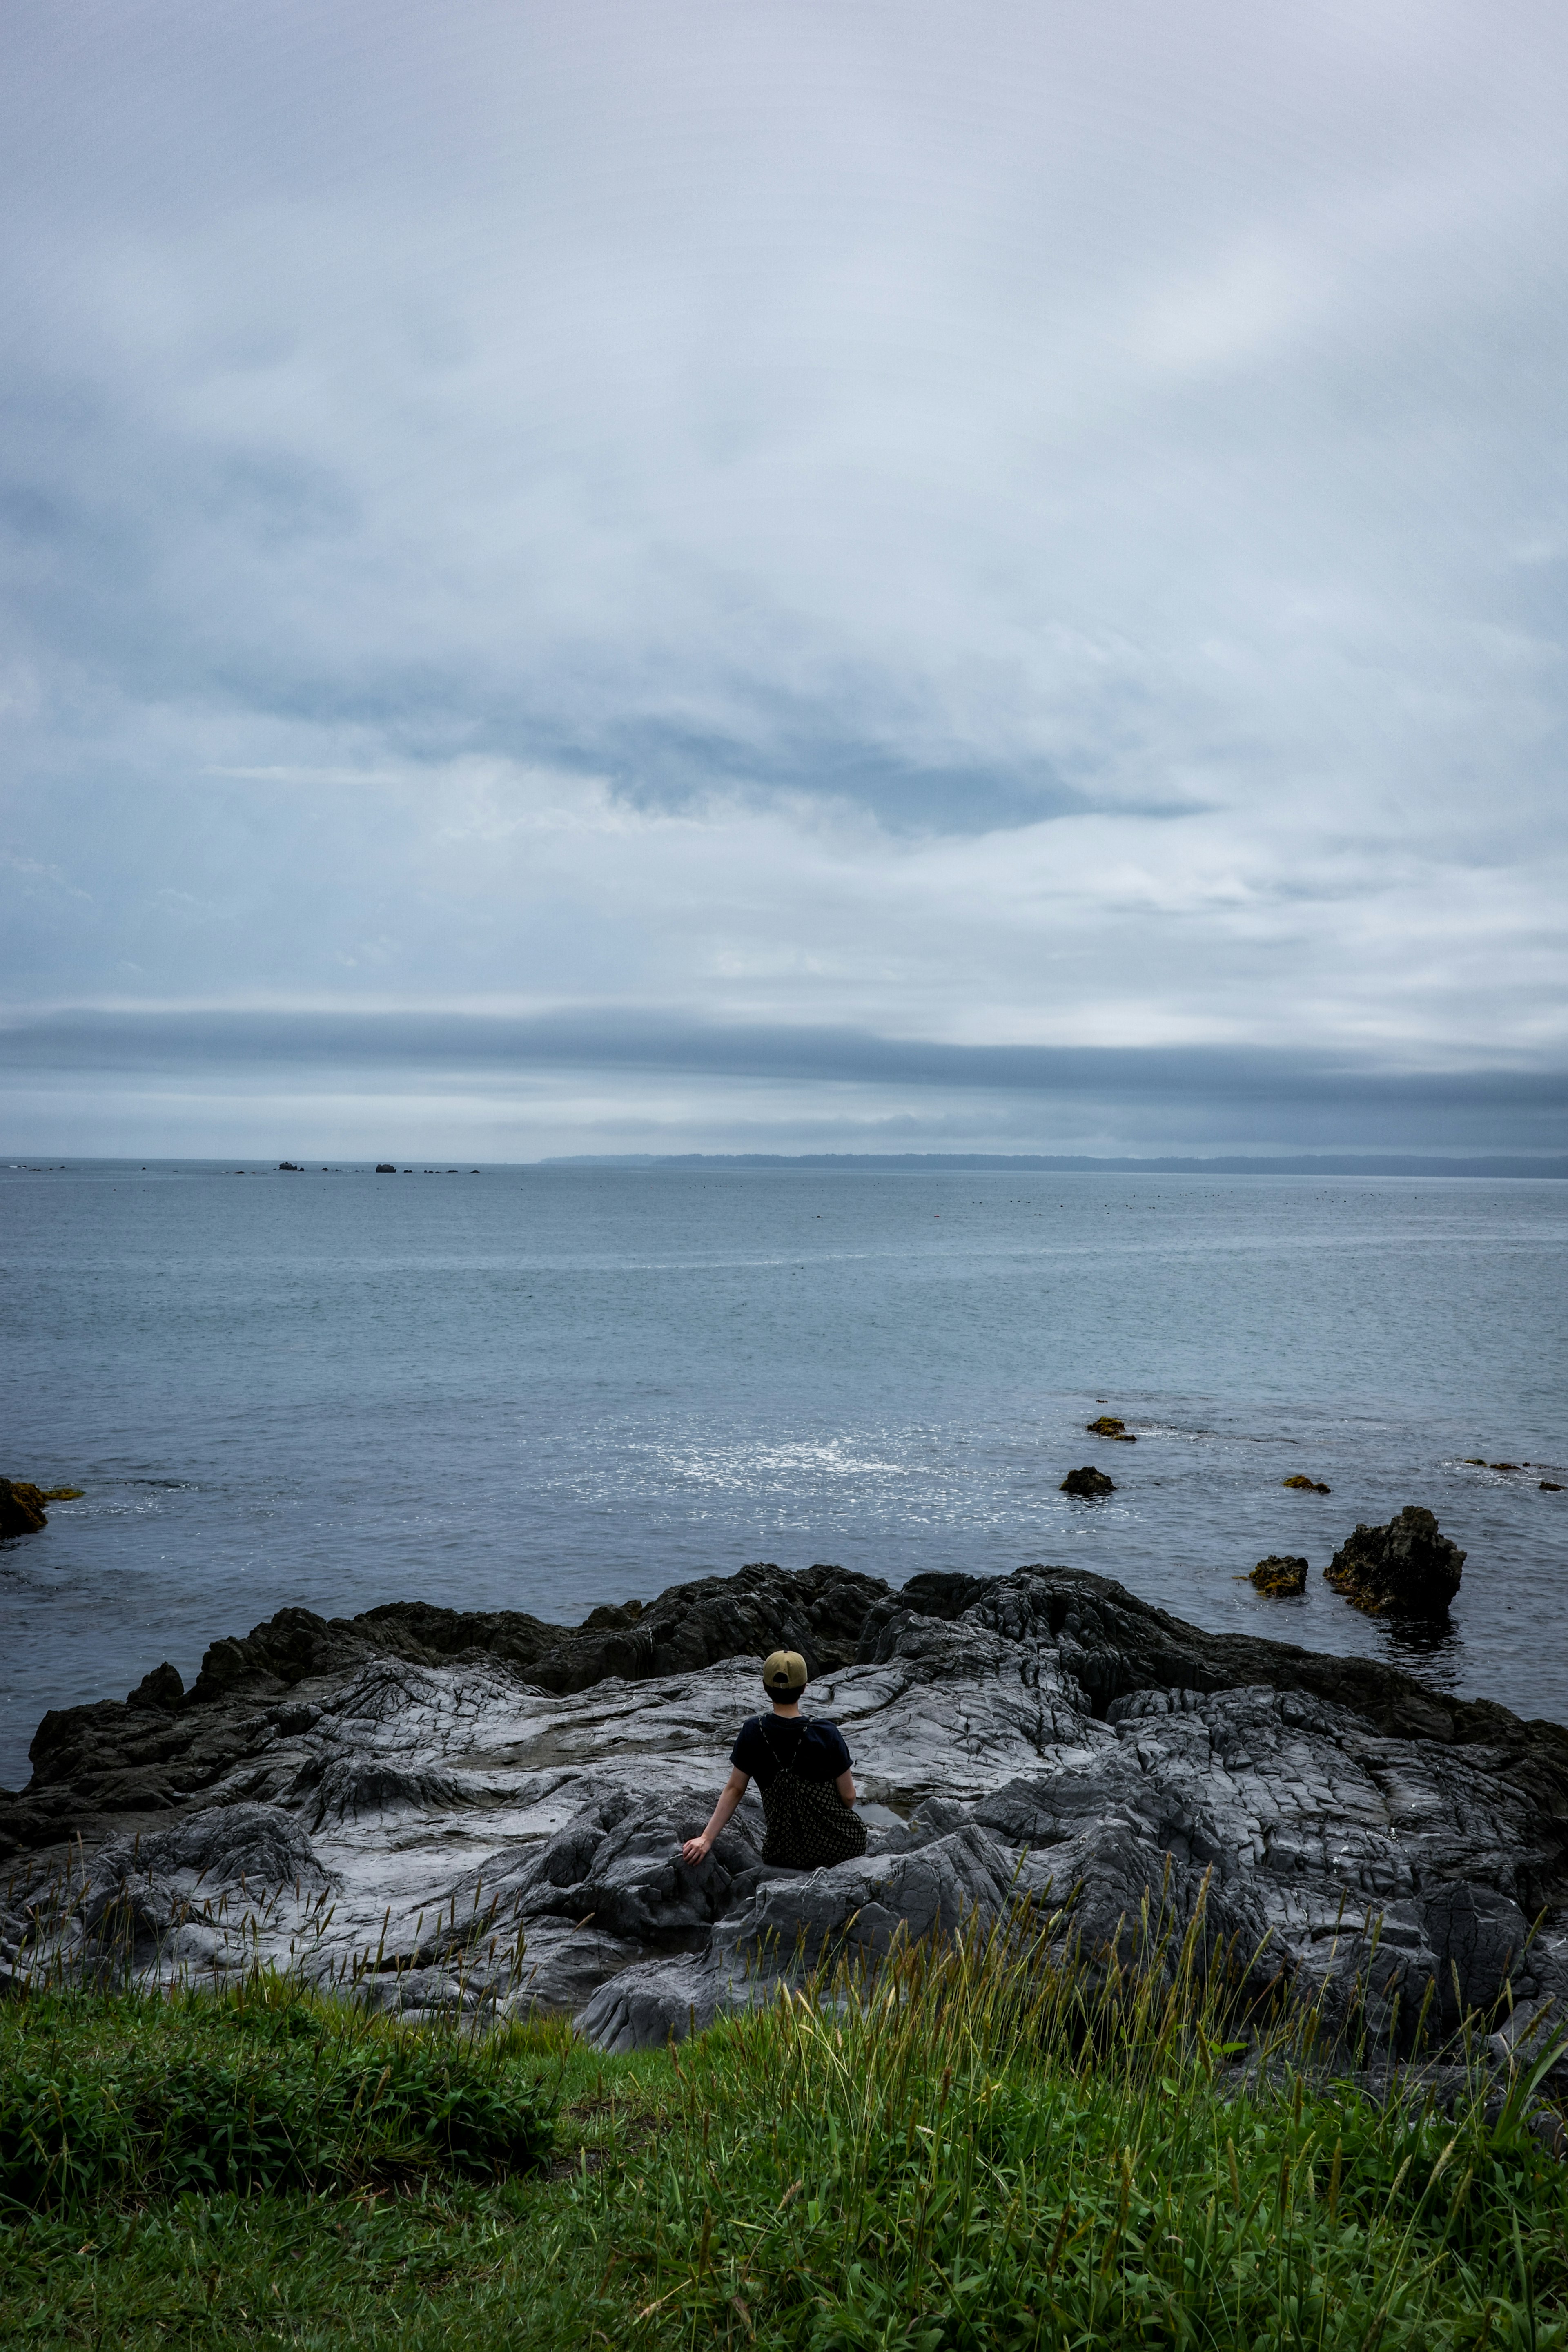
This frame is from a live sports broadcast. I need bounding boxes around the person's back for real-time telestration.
[681,1648,867,1871]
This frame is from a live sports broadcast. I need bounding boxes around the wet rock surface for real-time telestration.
[1250,1555,1308,1598]
[3,1559,1566,2079]
[1325,1506,1466,1619]
[0,1478,50,1539]
[1060,1466,1116,1497]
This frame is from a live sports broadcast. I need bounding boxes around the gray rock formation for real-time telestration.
[2,1561,1565,2084]
[1325,1506,1466,1618]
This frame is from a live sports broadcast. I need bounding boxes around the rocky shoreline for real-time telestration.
[4,1555,1567,2070]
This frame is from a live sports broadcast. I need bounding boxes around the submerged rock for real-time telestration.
[1249,1555,1308,1598]
[0,1479,49,1538]
[1324,1505,1465,1619]
[1060,1466,1115,1497]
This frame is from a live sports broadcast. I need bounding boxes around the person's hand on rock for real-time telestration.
[680,1834,711,1867]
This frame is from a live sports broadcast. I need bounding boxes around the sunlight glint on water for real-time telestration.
[1,1160,1564,1785]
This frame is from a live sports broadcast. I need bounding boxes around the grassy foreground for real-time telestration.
[1,1911,1564,2350]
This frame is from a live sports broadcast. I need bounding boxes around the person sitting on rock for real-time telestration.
[680,1648,867,1871]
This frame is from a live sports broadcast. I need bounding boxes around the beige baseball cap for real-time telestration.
[762,1648,808,1697]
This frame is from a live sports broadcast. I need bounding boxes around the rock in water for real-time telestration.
[1060,1465,1115,1496]
[1250,1555,1307,1598]
[0,1479,49,1538]
[1324,1505,1465,1618]
[1282,1474,1331,1494]
[1085,1416,1136,1442]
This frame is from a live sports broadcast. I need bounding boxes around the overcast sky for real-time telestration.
[2,0,1565,1157]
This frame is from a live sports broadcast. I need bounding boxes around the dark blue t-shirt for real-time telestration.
[731,1713,852,1791]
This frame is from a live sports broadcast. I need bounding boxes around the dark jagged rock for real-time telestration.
[182,1561,884,1705]
[93,1801,330,1897]
[0,1563,894,1854]
[1060,1466,1115,1497]
[1282,1474,1331,1494]
[0,1479,49,1538]
[127,1663,185,1711]
[4,1558,1566,2084]
[354,1561,889,1696]
[855,1569,991,1655]
[67,1804,334,1969]
[1420,1882,1533,2033]
[1249,1555,1307,1598]
[1324,1506,1465,1619]
[581,1598,645,1631]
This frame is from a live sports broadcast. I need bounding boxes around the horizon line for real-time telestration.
[546,1150,1568,1175]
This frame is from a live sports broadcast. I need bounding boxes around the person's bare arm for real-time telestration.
[681,1768,749,1865]
[836,1770,856,1806]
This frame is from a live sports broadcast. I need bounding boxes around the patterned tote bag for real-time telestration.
[757,1719,869,1868]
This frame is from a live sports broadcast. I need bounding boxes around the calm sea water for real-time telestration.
[2,1160,1565,1788]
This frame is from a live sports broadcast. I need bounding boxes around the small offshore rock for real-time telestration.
[1250,1555,1308,1598]
[127,1663,185,1712]
[1490,1462,1520,1472]
[41,1486,84,1501]
[1542,1481,1562,1492]
[1324,1505,1465,1619]
[0,1479,49,1538]
[375,1163,396,1173]
[1061,1465,1115,1497]
[1085,1415,1136,1442]
[278,1161,302,1173]
[1282,1474,1331,1494]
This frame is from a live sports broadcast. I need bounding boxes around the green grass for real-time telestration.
[1,1906,1564,2349]
[0,1974,554,2208]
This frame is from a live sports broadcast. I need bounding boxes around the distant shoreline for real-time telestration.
[7,1152,1566,1177]
[541,1150,1568,1177]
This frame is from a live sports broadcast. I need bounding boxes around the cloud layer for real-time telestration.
[2,2,1565,1152]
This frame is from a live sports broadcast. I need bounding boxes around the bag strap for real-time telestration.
[758,1715,802,1781]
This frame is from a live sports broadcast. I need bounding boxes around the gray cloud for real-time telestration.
[1,2,1566,1151]
[2,1008,1563,1157]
